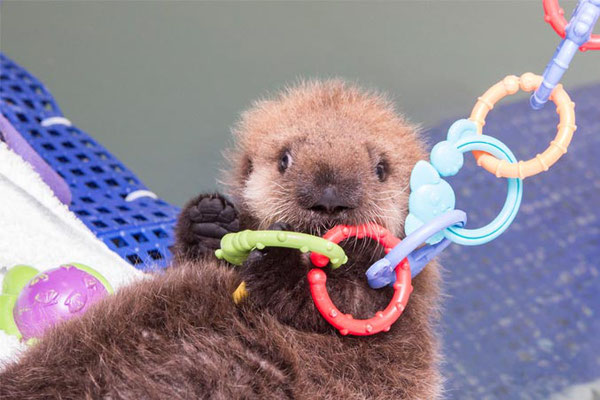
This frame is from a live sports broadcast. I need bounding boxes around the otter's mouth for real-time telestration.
[295,209,386,241]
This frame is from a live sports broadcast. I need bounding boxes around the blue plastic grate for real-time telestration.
[0,53,180,271]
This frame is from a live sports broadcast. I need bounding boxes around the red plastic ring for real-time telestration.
[310,223,400,267]
[543,0,600,51]
[308,224,412,336]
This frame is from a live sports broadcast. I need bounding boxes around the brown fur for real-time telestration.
[0,80,442,399]
[224,80,425,234]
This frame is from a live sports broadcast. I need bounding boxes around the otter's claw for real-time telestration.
[266,222,292,232]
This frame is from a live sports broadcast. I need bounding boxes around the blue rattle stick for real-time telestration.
[531,0,600,109]
[366,210,467,289]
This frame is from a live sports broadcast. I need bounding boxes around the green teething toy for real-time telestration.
[0,265,39,337]
[215,230,348,269]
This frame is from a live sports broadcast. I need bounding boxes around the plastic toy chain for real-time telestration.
[365,0,597,297]
[532,0,600,109]
[217,0,596,336]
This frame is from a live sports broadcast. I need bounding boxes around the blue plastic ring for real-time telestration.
[445,135,523,246]
[366,210,467,289]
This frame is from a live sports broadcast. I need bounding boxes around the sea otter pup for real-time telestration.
[0,80,442,399]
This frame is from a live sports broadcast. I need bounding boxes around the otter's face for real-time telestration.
[226,81,425,237]
[243,136,406,235]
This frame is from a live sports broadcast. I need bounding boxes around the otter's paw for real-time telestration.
[175,193,240,261]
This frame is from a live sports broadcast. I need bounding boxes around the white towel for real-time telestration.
[0,141,144,368]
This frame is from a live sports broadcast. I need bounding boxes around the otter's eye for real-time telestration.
[375,160,387,182]
[279,150,293,173]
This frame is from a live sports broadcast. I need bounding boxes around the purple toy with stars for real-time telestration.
[1,263,113,341]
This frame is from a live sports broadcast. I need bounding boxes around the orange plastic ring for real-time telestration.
[470,73,576,179]
[543,0,600,51]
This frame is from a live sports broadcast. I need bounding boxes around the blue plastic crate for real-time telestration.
[0,53,180,271]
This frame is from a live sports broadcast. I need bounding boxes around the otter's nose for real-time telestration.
[310,186,353,214]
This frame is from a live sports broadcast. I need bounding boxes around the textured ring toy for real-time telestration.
[215,230,348,268]
[367,210,467,289]
[543,0,600,51]
[470,73,576,179]
[443,130,523,246]
[309,223,400,267]
[307,223,412,336]
[405,119,523,246]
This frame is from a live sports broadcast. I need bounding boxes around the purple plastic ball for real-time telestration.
[13,264,109,339]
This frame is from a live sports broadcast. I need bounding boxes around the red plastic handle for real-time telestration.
[308,223,412,336]
[543,0,600,51]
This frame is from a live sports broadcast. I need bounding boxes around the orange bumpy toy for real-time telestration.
[469,73,576,179]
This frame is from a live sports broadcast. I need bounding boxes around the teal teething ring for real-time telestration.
[215,230,348,269]
[406,119,523,247]
[444,135,523,246]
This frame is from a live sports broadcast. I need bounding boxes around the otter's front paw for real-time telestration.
[175,193,239,261]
